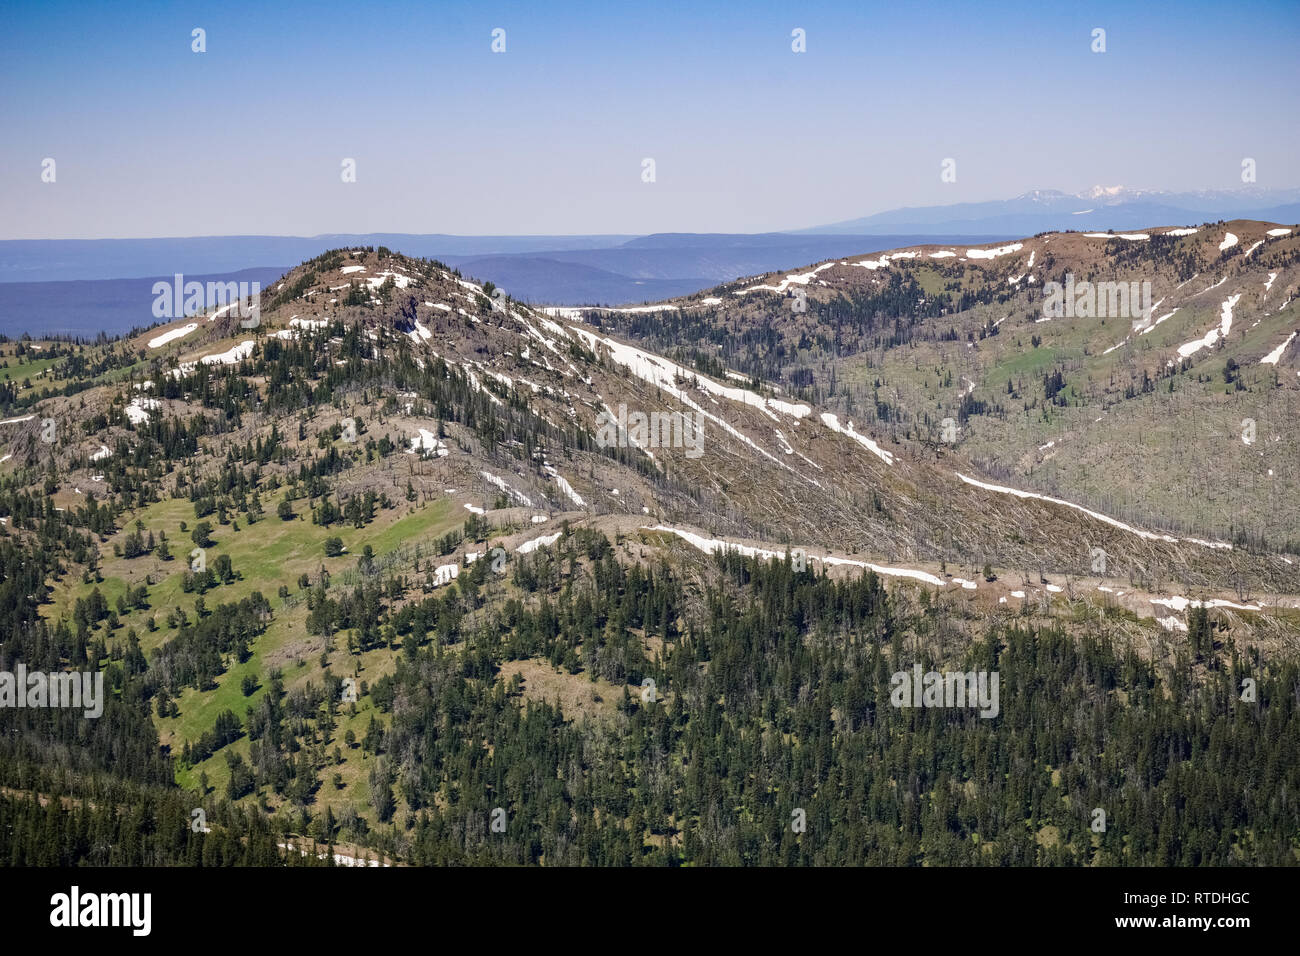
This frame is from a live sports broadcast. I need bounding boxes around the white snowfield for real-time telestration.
[205,341,255,365]
[966,242,1023,260]
[928,251,956,259]
[1150,595,1262,613]
[463,503,485,515]
[1266,228,1292,237]
[596,304,680,314]
[276,841,387,867]
[517,531,562,554]
[0,414,36,425]
[170,340,255,376]
[568,326,810,424]
[1260,331,1296,365]
[1138,308,1179,336]
[543,465,586,507]
[955,472,1231,549]
[433,563,459,587]
[1218,232,1238,251]
[90,445,111,461]
[1264,272,1278,293]
[819,413,894,466]
[408,428,449,457]
[480,469,534,507]
[1084,233,1149,241]
[147,323,198,349]
[365,270,413,291]
[1243,240,1264,259]
[126,396,161,424]
[273,317,331,341]
[740,261,838,293]
[1165,228,1199,236]
[205,302,246,322]
[1177,295,1241,359]
[587,327,812,481]
[463,367,505,407]
[645,525,948,586]
[340,265,366,274]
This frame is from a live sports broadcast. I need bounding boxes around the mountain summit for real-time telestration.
[798,187,1300,235]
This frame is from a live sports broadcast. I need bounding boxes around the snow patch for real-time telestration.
[647,525,943,585]
[517,532,562,555]
[481,470,534,507]
[820,413,894,466]
[1177,295,1240,358]
[148,323,198,349]
[956,472,1230,549]
[966,242,1023,260]
[408,428,449,457]
[1260,331,1296,365]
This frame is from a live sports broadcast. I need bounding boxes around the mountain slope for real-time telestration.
[1,236,1297,865]
[561,220,1300,560]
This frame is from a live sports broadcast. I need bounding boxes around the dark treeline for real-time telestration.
[2,524,1296,866]
[378,545,1299,865]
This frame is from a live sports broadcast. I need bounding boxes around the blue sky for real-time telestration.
[2,0,1297,238]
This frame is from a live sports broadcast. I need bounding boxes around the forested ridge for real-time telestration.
[3,537,1295,866]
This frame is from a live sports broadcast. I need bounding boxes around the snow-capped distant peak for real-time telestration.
[1082,185,1128,199]
[1075,185,1158,203]
[1016,189,1070,203]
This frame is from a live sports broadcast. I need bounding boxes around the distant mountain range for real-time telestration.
[4,186,1297,336]
[796,186,1300,235]
[0,234,1006,335]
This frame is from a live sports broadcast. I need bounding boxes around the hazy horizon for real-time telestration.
[3,0,1298,240]
[3,181,1300,244]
